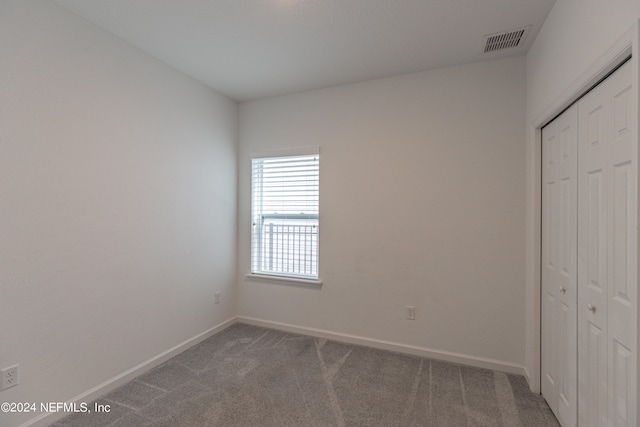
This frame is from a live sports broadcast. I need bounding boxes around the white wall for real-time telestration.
[238,57,527,369]
[527,0,639,120]
[0,1,237,426]
[524,0,640,390]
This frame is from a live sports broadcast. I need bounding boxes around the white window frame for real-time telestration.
[248,148,321,286]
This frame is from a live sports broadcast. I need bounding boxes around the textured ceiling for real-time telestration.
[54,0,556,101]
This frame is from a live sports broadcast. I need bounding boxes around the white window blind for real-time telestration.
[251,153,319,279]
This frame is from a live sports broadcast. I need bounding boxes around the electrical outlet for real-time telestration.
[214,291,221,304]
[1,365,19,390]
[406,306,416,320]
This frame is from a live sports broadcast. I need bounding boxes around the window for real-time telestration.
[251,152,319,280]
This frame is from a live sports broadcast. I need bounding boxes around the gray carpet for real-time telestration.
[54,323,559,426]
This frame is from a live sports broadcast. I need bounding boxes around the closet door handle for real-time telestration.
[587,303,596,313]
[560,286,567,294]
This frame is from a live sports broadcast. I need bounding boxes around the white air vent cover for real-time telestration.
[483,26,531,53]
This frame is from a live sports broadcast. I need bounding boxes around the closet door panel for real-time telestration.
[542,104,578,427]
[542,122,559,412]
[578,75,609,427]
[578,60,636,427]
[606,61,635,427]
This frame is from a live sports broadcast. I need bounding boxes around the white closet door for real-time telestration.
[542,104,578,427]
[577,74,609,427]
[606,60,636,427]
[577,60,636,427]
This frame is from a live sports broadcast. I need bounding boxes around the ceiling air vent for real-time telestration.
[483,26,531,53]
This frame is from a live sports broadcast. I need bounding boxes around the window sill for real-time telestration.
[245,273,322,287]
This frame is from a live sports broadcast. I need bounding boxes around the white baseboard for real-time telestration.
[238,316,525,376]
[21,316,237,427]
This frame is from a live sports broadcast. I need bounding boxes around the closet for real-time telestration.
[541,60,636,426]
